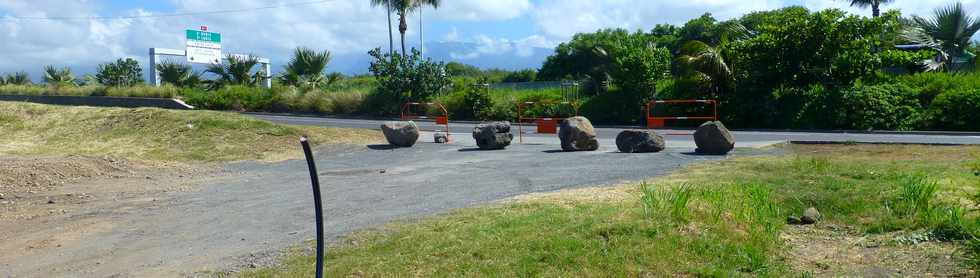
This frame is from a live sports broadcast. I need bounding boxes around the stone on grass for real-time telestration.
[472,122,513,150]
[616,130,666,153]
[381,121,420,147]
[694,121,735,155]
[559,116,599,152]
[801,207,822,225]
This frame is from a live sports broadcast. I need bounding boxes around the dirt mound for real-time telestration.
[0,156,137,194]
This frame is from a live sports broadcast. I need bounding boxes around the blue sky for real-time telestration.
[0,0,975,79]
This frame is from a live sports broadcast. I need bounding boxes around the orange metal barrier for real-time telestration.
[401,102,451,143]
[516,101,580,143]
[645,99,718,134]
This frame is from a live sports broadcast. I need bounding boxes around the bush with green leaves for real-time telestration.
[1,72,30,85]
[96,58,144,87]
[205,54,267,89]
[155,61,202,88]
[501,69,537,83]
[367,48,451,113]
[928,88,980,131]
[838,83,923,130]
[42,65,76,86]
[723,7,903,127]
[279,47,335,89]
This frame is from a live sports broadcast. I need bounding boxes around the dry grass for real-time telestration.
[0,101,382,162]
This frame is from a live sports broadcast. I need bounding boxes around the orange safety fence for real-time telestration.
[516,101,580,143]
[400,102,451,143]
[645,99,718,135]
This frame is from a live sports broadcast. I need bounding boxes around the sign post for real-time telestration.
[149,26,272,88]
[185,28,222,65]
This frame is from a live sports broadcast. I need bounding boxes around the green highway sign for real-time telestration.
[186,29,221,43]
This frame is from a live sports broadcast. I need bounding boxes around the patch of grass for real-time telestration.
[0,101,381,162]
[242,144,980,277]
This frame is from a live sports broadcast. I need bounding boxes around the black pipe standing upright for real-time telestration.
[300,137,324,278]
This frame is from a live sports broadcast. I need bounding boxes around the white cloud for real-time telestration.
[430,0,532,21]
[0,0,390,77]
[531,0,783,40]
[445,26,459,41]
[448,34,556,60]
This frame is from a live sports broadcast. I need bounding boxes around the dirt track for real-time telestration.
[0,142,761,277]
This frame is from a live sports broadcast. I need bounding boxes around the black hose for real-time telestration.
[300,137,324,278]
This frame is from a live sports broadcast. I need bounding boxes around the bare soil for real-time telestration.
[782,224,973,277]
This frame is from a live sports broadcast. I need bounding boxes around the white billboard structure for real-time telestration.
[149,27,272,88]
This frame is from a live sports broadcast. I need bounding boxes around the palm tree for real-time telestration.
[156,60,201,87]
[43,65,76,86]
[279,47,333,89]
[676,40,734,96]
[391,0,441,57]
[370,0,396,56]
[205,55,264,88]
[902,2,980,71]
[2,72,30,85]
[847,0,894,18]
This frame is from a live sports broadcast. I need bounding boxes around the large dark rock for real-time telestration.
[616,130,666,153]
[694,121,735,155]
[559,116,599,151]
[472,121,513,150]
[381,121,420,147]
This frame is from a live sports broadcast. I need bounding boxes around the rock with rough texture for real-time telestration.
[801,207,821,225]
[693,121,735,155]
[472,122,513,150]
[381,121,420,147]
[559,116,599,151]
[434,133,449,144]
[616,130,666,153]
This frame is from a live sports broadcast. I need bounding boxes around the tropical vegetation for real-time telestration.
[2,2,980,131]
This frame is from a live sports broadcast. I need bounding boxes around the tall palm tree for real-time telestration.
[676,40,734,96]
[205,55,264,88]
[902,2,980,71]
[391,0,441,57]
[847,0,894,18]
[280,47,333,89]
[370,0,395,56]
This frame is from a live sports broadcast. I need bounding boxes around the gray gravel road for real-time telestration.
[2,142,762,277]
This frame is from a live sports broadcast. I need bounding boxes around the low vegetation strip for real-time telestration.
[0,101,381,162]
[242,144,980,277]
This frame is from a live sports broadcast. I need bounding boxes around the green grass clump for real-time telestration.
[0,101,380,162]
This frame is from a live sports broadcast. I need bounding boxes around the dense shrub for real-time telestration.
[182,86,285,111]
[368,48,451,107]
[501,69,537,83]
[838,83,922,131]
[96,58,144,87]
[439,86,492,120]
[929,89,980,131]
[724,8,902,127]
